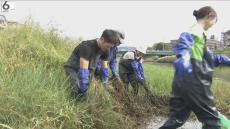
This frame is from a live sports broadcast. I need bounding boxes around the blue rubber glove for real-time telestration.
[138,63,145,81]
[78,68,90,94]
[131,60,144,84]
[95,60,102,76]
[101,67,109,86]
[109,59,119,78]
[109,47,119,78]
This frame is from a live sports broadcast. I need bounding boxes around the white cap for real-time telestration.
[136,47,146,54]
[123,51,135,60]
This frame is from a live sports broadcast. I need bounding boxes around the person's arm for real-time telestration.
[80,57,89,69]
[131,60,144,84]
[95,59,102,76]
[100,60,109,86]
[100,52,110,86]
[210,52,230,66]
[78,45,91,94]
[173,32,194,79]
[138,63,145,81]
[78,57,90,94]
[109,47,119,78]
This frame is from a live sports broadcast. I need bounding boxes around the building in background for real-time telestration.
[221,30,230,48]
[170,40,178,49]
[206,35,221,50]
[117,46,136,55]
[170,35,223,50]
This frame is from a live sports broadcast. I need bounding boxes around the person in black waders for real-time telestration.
[119,47,146,95]
[64,29,124,98]
[159,6,230,129]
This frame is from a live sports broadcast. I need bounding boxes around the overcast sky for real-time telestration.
[2,1,230,48]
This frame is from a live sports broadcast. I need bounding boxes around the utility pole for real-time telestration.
[221,32,225,51]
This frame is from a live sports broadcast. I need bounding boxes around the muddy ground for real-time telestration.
[144,116,202,129]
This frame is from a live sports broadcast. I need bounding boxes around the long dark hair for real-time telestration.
[193,6,217,22]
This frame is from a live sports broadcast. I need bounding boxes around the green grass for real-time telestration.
[214,66,230,82]
[212,67,230,114]
[144,63,173,96]
[215,47,230,57]
[1,19,230,129]
[144,63,230,116]
[0,20,135,129]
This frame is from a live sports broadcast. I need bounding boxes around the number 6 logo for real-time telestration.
[1,1,15,12]
[3,1,10,10]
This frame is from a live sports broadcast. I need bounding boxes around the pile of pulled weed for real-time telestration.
[108,79,170,126]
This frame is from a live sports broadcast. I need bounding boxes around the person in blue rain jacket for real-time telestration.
[159,6,230,129]
[119,47,146,95]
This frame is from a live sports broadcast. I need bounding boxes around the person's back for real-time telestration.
[64,39,106,74]
[119,51,136,75]
[119,48,145,95]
